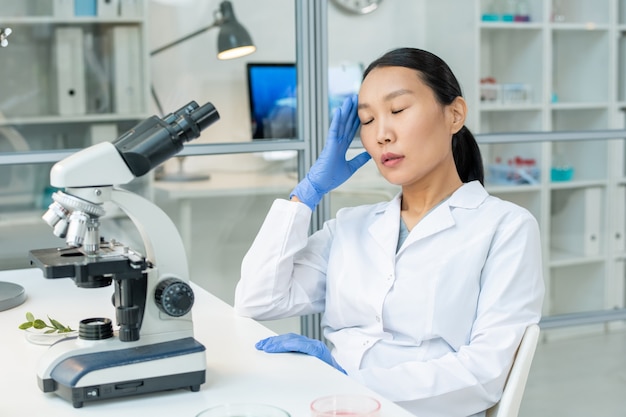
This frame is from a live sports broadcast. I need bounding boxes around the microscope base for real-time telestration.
[38,337,206,408]
[42,370,205,408]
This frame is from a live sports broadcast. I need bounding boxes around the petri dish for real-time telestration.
[310,395,381,417]
[0,282,26,311]
[196,403,291,417]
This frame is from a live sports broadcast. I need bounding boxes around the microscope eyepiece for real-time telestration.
[177,102,220,142]
[112,101,221,177]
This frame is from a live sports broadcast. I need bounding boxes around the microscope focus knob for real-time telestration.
[154,278,195,317]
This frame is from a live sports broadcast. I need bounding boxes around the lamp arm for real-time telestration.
[150,20,221,57]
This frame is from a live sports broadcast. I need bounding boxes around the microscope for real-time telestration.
[28,101,219,408]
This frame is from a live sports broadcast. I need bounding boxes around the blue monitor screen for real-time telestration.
[246,62,363,140]
[246,63,297,140]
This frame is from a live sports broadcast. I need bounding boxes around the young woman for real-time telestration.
[234,47,544,417]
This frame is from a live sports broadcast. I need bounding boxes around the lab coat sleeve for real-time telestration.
[350,211,544,417]
[234,198,333,320]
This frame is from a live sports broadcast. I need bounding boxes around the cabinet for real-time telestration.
[0,0,150,268]
[425,0,626,339]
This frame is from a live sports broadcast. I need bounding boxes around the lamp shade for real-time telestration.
[216,1,256,60]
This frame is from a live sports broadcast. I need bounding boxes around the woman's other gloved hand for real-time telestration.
[290,95,371,210]
[255,333,346,374]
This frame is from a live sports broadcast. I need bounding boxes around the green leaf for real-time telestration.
[18,312,73,334]
[33,319,47,329]
[48,317,65,330]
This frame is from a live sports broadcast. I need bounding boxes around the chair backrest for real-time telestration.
[486,323,541,417]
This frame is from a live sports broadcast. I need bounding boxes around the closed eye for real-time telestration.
[361,118,374,125]
[392,108,405,114]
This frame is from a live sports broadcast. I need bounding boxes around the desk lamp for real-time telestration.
[150,1,255,181]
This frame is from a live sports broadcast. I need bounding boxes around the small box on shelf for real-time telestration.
[487,156,540,185]
[480,78,531,105]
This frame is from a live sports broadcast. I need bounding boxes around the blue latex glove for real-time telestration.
[290,95,371,210]
[255,333,346,374]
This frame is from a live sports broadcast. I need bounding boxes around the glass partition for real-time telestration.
[154,152,300,334]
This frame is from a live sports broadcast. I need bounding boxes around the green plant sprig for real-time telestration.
[18,312,74,334]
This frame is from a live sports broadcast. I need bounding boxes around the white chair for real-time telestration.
[486,323,541,417]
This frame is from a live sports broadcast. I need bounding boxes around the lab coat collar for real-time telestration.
[368,181,488,252]
[447,180,489,209]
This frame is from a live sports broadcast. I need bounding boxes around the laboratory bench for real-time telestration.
[0,267,414,417]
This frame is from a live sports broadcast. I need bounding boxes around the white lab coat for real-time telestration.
[234,181,544,417]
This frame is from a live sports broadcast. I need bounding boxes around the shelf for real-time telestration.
[0,0,150,273]
[0,17,144,24]
[479,22,543,30]
[550,23,610,31]
[550,102,611,110]
[479,103,543,112]
[549,179,607,190]
[0,113,150,127]
[549,249,605,267]
[429,0,626,334]
[484,184,541,193]
[613,253,626,261]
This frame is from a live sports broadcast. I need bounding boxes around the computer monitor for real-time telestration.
[246,63,297,140]
[246,62,364,140]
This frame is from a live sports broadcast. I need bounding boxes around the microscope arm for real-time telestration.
[50,142,135,188]
[110,187,188,282]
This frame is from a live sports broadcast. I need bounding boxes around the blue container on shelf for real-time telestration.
[75,0,97,16]
[550,166,574,182]
[482,13,500,21]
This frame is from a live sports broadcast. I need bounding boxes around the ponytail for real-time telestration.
[452,126,484,185]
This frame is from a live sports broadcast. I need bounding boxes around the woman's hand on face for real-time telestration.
[289,95,371,210]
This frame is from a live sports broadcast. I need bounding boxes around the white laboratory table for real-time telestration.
[0,268,415,417]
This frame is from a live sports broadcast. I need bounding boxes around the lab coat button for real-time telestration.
[375,315,381,322]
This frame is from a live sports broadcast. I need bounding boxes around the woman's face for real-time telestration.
[357,66,465,188]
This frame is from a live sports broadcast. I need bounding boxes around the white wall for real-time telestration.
[327,0,425,67]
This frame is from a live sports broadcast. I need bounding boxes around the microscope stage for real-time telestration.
[29,246,146,281]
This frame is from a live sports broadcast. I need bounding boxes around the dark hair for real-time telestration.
[363,47,484,185]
